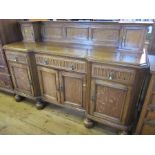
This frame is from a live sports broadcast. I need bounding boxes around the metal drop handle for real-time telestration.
[70,64,75,70]
[108,72,114,80]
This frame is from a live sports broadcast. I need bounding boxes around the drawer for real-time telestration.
[5,50,28,64]
[35,54,87,73]
[92,64,136,84]
[0,73,13,90]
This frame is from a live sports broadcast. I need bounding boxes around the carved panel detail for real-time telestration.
[35,54,86,73]
[92,64,135,84]
[95,84,127,119]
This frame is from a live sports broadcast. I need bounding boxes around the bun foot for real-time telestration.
[15,95,24,102]
[84,118,94,128]
[36,101,45,110]
[119,131,128,135]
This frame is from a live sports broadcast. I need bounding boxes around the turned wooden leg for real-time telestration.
[35,99,45,110]
[15,95,24,102]
[84,118,94,128]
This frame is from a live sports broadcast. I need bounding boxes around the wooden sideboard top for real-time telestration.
[3,42,149,68]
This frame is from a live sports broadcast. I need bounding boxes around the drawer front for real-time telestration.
[5,50,28,64]
[35,54,87,73]
[0,73,13,90]
[92,64,135,84]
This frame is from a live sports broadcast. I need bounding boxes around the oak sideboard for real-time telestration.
[3,21,152,134]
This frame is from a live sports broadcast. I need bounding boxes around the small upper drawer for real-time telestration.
[5,50,28,64]
[92,63,136,84]
[35,54,87,73]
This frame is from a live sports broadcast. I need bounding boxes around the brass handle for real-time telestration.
[44,59,49,65]
[70,64,75,70]
[108,72,114,80]
[14,56,18,62]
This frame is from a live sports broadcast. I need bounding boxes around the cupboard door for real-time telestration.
[37,66,60,103]
[121,26,146,50]
[90,79,131,123]
[9,63,34,95]
[59,71,86,109]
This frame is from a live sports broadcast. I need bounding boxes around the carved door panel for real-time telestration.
[37,66,60,104]
[59,71,86,109]
[121,26,146,50]
[90,79,131,123]
[9,63,34,96]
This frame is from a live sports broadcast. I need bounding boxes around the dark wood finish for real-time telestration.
[15,94,24,102]
[3,21,151,133]
[84,118,94,128]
